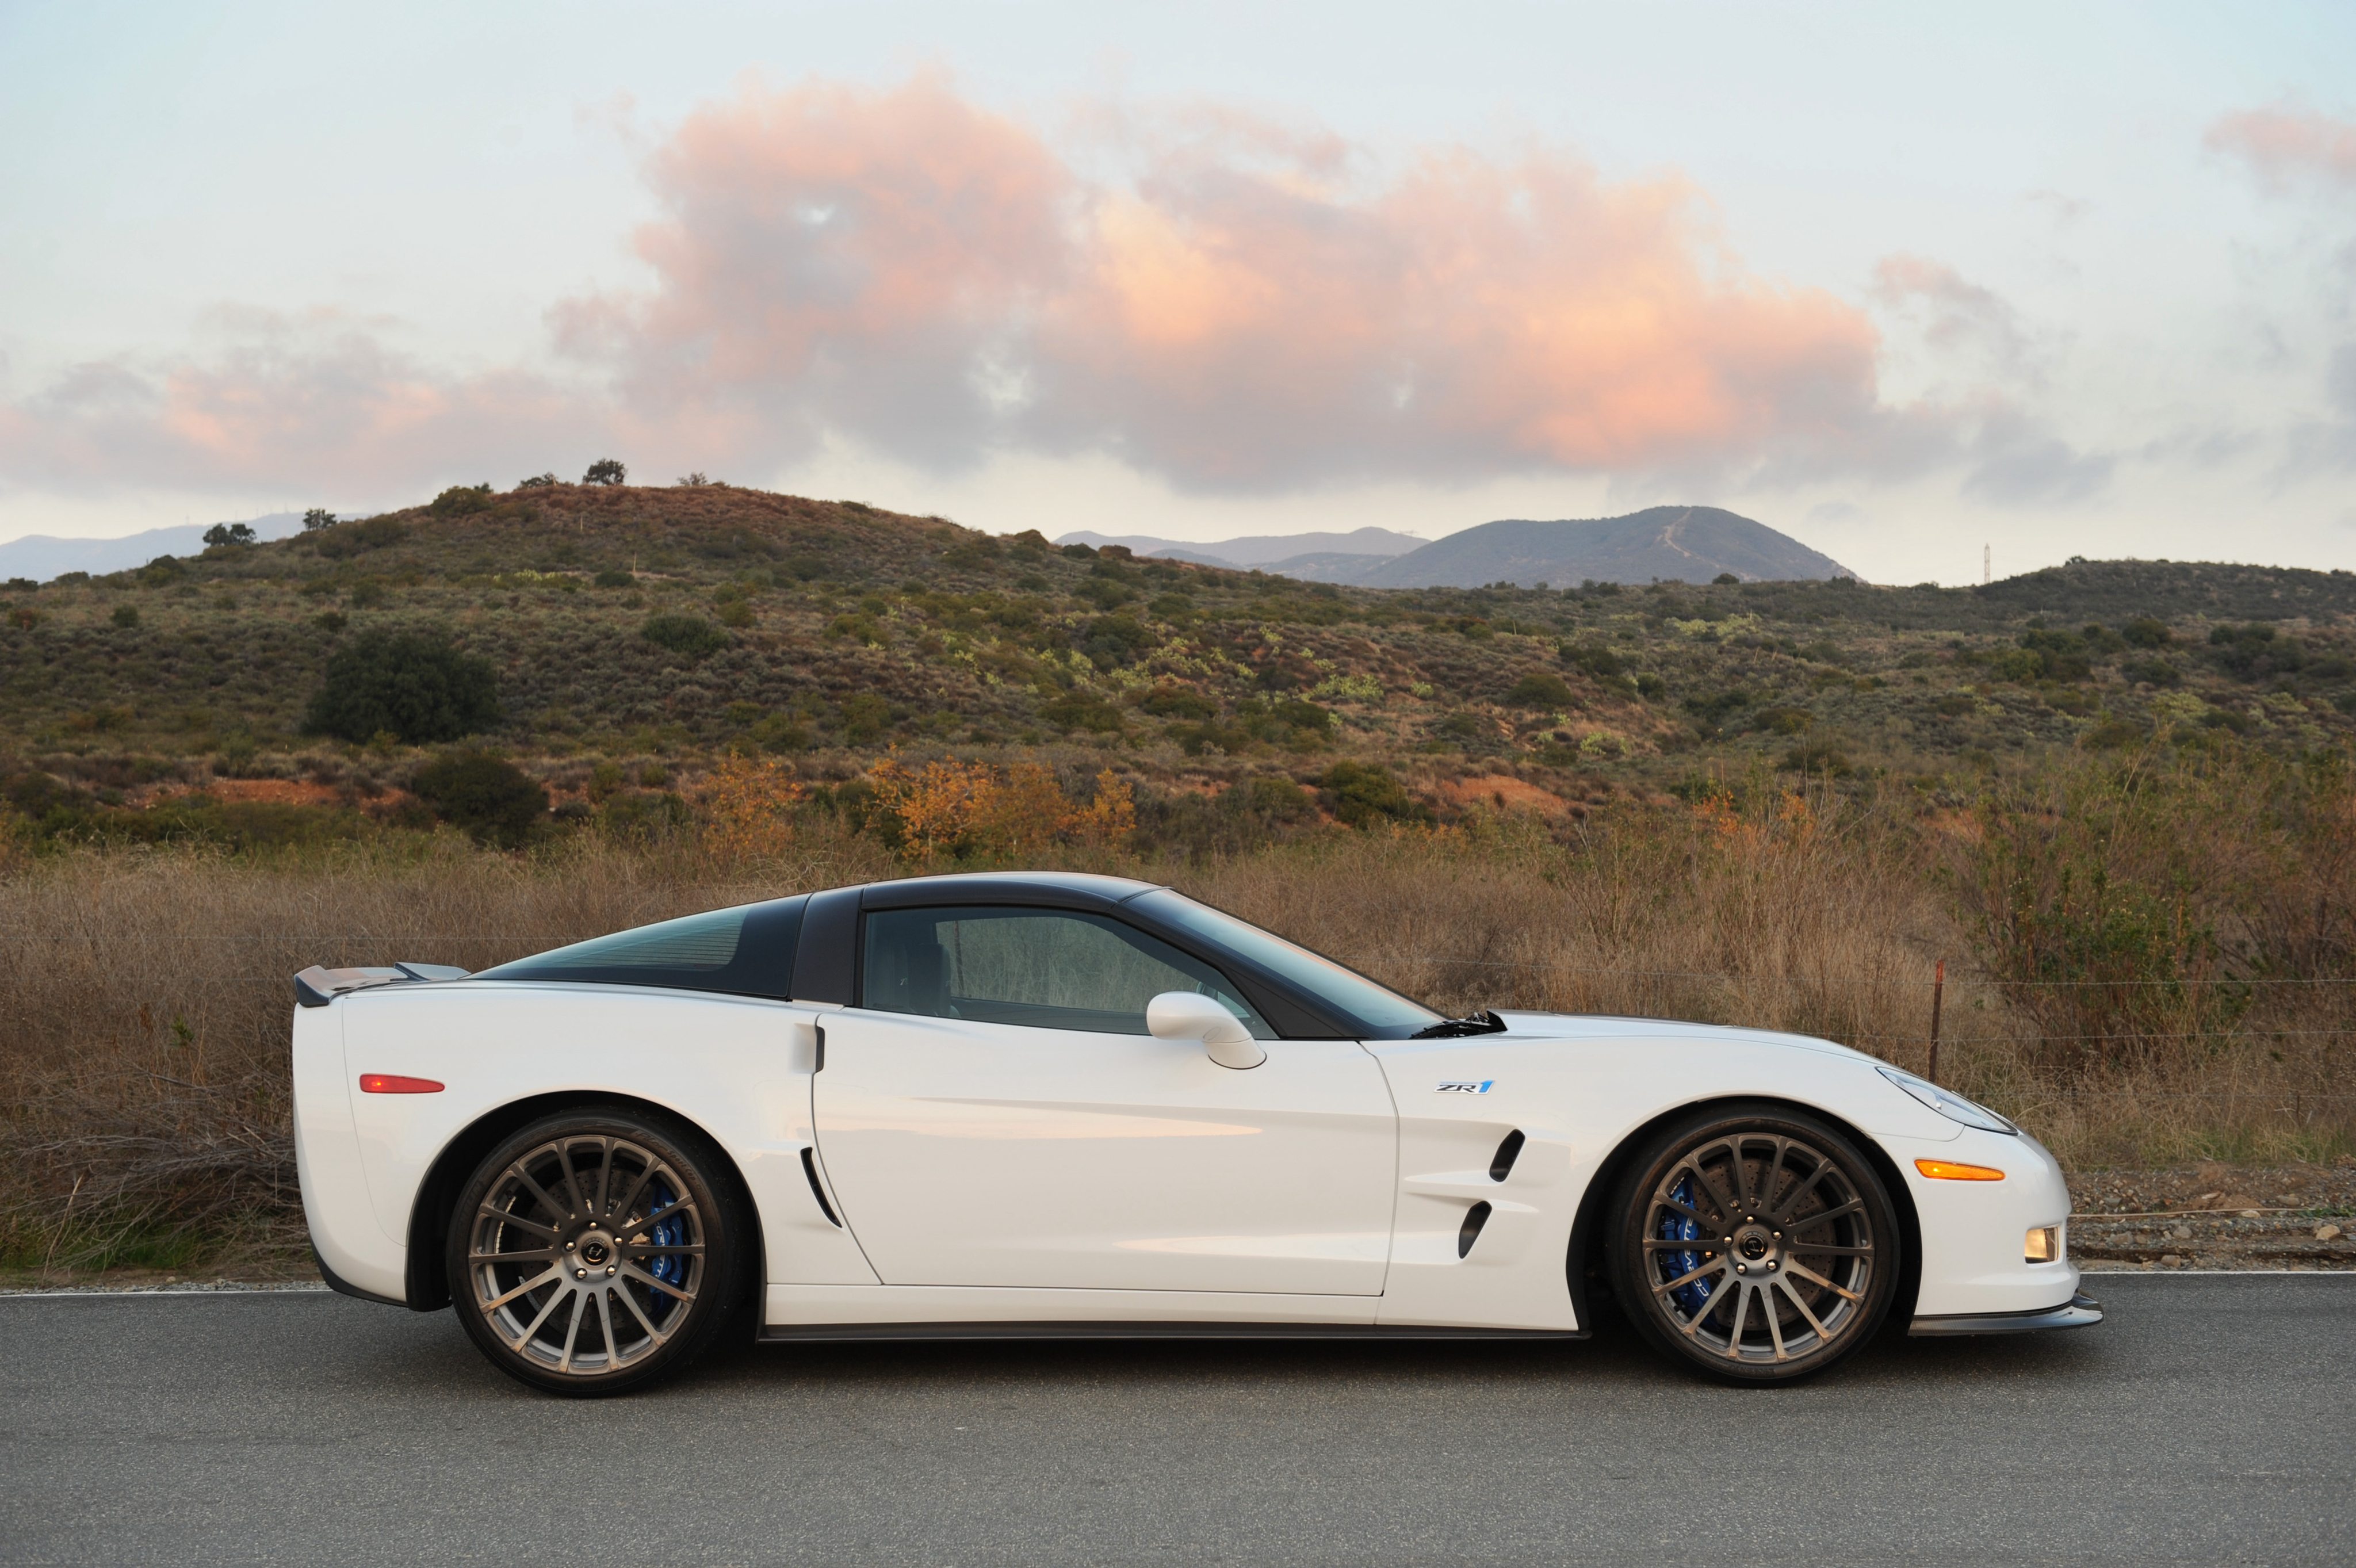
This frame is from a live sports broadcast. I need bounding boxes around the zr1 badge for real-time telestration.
[1436,1080,1494,1094]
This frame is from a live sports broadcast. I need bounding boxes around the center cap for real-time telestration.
[1738,1231,1771,1261]
[579,1236,612,1267]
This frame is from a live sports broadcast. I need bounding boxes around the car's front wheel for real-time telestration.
[447,1109,747,1396]
[1607,1104,1900,1384]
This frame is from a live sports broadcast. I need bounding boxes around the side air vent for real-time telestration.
[1457,1200,1493,1259]
[1489,1129,1525,1182]
[800,1148,843,1227]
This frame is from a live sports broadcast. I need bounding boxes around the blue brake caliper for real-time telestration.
[645,1179,685,1324]
[1658,1175,1713,1315]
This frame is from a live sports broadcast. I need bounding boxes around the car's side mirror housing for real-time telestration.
[1147,991,1267,1070]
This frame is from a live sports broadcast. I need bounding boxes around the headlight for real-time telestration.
[2025,1225,2062,1263]
[1876,1066,2018,1134]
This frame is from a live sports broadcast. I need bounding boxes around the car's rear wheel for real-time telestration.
[1607,1104,1899,1384]
[447,1109,746,1396]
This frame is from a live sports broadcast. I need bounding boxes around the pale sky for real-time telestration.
[3,1,2353,584]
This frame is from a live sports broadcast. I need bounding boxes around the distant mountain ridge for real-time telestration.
[0,514,307,582]
[1064,507,1854,587]
[1053,526,1422,568]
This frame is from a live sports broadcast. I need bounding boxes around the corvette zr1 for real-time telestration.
[292,871,2098,1395]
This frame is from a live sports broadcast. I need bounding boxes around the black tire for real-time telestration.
[446,1108,748,1397]
[1605,1103,1899,1385]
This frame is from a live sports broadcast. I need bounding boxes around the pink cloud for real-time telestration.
[3,74,2090,504]
[572,76,1894,489]
[0,309,594,494]
[2207,106,2356,193]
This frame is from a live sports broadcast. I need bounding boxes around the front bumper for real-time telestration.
[1910,1289,2103,1337]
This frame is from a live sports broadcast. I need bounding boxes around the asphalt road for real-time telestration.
[1,1276,2347,1567]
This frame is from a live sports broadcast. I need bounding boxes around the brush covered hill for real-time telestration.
[0,479,2351,843]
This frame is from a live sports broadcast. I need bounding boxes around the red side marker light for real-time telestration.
[359,1073,444,1095]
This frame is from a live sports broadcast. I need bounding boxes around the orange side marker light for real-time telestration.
[1915,1158,2005,1181]
[359,1074,444,1094]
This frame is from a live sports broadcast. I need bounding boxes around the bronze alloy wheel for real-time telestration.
[448,1110,746,1396]
[1608,1105,1900,1384]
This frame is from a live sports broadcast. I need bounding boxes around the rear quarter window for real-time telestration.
[476,897,805,999]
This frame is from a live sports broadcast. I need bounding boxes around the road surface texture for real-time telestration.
[1,1275,2346,1567]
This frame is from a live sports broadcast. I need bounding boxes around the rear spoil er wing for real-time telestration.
[293,962,472,1008]
[1909,1290,2103,1336]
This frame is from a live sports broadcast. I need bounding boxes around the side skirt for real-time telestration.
[760,1321,1590,1345]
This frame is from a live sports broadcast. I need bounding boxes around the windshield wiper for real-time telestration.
[1410,1009,1508,1039]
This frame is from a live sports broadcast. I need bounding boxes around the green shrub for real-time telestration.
[1316,761,1432,827]
[1505,671,1574,709]
[110,605,140,628]
[583,458,627,485]
[201,522,256,548]
[593,568,633,588]
[2122,616,2171,648]
[410,751,548,848]
[1041,693,1126,732]
[640,612,730,659]
[303,629,500,744]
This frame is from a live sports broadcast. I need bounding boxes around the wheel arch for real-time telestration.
[1563,1094,1922,1333]
[402,1091,766,1322]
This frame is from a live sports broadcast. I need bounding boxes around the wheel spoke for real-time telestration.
[1692,1157,1744,1227]
[483,1262,564,1312]
[619,1260,695,1305]
[1718,1280,1751,1353]
[1651,1257,1724,1297]
[470,1247,557,1264]
[1785,1240,1872,1256]
[480,1204,559,1240]
[1642,1236,1717,1252]
[556,1290,587,1372]
[1769,1158,1839,1224]
[615,1278,669,1348]
[606,1161,657,1227]
[591,1286,618,1366]
[1784,1198,1863,1232]
[625,1198,698,1240]
[625,1243,705,1259]
[511,1159,571,1224]
[1774,1275,1833,1341]
[1765,1280,1790,1361]
[1783,1258,1863,1302]
[1756,1137,1789,1216]
[504,1281,570,1352]
[560,1141,593,1220]
[1654,1194,1713,1226]
[592,1138,617,1218]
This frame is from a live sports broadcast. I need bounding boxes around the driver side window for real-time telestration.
[862,906,1271,1038]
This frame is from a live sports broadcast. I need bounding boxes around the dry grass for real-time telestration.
[3,759,2349,1276]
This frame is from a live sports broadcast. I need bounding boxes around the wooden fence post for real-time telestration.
[1927,959,1945,1084]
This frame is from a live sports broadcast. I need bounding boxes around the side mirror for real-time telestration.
[1147,991,1267,1070]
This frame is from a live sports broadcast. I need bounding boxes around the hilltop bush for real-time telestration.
[303,629,500,744]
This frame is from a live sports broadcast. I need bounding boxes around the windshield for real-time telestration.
[1132,890,1443,1034]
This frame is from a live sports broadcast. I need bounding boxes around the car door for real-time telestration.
[810,903,1398,1296]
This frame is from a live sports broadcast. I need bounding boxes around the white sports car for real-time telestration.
[293,871,2099,1395]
